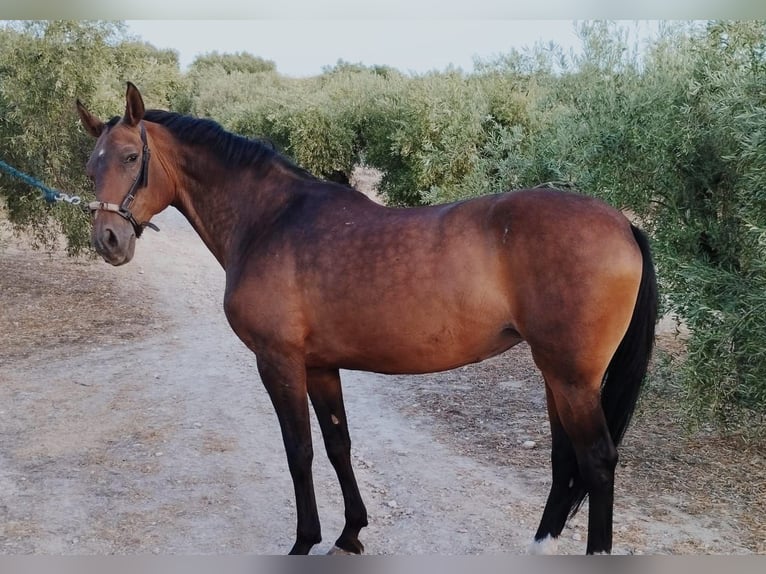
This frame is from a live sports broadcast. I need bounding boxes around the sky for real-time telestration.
[9,0,760,76]
[124,20,662,78]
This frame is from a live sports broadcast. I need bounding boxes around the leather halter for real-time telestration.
[87,122,160,238]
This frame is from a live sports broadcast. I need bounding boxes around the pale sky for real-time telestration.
[124,20,661,77]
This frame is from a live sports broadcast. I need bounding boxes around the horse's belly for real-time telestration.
[306,316,523,375]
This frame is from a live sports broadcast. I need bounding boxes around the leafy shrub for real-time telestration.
[0,21,182,254]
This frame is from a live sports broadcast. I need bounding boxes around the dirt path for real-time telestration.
[1,208,762,555]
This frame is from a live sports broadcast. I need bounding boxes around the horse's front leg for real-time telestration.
[256,352,321,554]
[307,368,368,554]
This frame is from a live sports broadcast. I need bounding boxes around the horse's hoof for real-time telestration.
[528,535,559,555]
[327,545,357,555]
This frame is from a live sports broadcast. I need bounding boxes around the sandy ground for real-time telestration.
[0,195,763,555]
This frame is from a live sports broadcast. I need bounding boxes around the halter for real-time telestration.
[87,122,160,238]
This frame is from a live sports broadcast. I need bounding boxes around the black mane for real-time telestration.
[143,109,316,180]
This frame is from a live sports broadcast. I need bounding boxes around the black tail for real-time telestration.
[567,224,658,519]
[601,225,658,446]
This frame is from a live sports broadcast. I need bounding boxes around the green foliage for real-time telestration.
[369,71,490,205]
[0,21,117,253]
[0,20,182,254]
[652,22,766,428]
[189,51,276,75]
[180,62,391,184]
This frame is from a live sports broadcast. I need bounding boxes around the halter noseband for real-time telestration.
[87,122,160,238]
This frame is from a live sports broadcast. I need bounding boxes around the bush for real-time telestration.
[0,21,183,254]
[359,71,492,205]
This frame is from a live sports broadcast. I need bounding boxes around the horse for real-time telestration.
[76,82,657,555]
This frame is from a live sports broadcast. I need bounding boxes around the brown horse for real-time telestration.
[76,82,657,555]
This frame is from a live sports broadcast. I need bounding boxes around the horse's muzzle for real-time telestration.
[93,222,136,266]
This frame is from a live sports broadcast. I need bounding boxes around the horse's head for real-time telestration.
[77,82,169,266]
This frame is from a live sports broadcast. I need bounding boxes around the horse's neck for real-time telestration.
[172,162,297,269]
[172,188,232,267]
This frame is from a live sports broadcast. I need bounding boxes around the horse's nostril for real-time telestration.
[105,228,119,249]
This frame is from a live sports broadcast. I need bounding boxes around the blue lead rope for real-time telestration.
[0,158,81,204]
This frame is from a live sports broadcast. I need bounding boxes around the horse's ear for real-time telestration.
[123,81,145,127]
[76,99,105,138]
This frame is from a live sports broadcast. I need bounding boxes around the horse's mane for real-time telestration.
[141,110,317,180]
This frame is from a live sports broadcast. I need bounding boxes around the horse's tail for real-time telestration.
[601,225,658,447]
[568,224,658,519]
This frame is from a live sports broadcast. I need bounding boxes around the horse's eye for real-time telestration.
[125,153,139,164]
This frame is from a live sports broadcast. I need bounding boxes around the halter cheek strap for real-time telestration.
[87,122,160,238]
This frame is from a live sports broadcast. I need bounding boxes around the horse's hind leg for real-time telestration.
[530,381,583,554]
[307,368,368,554]
[533,370,617,555]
